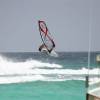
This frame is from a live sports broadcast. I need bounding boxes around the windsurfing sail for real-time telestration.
[38,20,55,53]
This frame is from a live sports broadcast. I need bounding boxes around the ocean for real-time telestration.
[0,52,99,100]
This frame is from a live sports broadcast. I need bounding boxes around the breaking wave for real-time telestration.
[0,55,100,84]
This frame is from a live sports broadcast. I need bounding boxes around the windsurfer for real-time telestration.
[39,39,55,53]
[39,44,45,52]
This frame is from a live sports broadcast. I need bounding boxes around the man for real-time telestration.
[39,39,55,53]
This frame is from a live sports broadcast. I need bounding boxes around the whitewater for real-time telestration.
[0,52,99,84]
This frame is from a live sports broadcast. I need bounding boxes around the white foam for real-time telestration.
[0,56,62,75]
[0,75,45,84]
[0,74,86,84]
[0,55,100,84]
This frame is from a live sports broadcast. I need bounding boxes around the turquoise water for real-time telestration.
[0,81,86,100]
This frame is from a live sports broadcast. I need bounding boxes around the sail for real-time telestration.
[38,20,55,52]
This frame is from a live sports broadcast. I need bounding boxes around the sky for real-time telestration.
[0,0,100,52]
